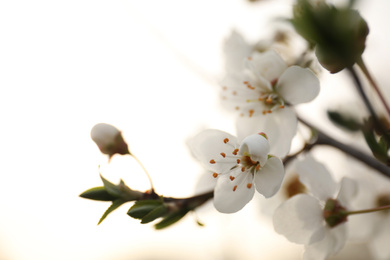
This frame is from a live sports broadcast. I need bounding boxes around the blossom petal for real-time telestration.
[296,156,337,201]
[277,66,320,105]
[213,170,255,213]
[337,177,358,206]
[254,156,285,198]
[369,220,390,259]
[236,107,297,158]
[273,194,325,244]
[303,224,347,260]
[239,134,270,166]
[188,129,238,173]
[246,50,288,82]
[223,29,253,73]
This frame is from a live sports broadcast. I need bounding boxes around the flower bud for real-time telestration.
[292,0,369,73]
[90,123,130,158]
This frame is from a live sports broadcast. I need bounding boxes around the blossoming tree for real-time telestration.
[80,0,390,259]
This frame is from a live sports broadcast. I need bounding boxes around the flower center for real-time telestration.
[239,154,261,172]
[376,193,390,215]
[284,174,307,199]
[244,79,285,116]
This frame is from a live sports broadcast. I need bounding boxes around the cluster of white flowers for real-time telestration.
[187,24,389,258]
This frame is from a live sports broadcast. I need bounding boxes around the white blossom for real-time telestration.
[221,50,320,157]
[273,156,357,260]
[189,129,285,213]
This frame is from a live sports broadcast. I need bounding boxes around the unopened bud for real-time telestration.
[90,123,130,158]
[292,0,369,73]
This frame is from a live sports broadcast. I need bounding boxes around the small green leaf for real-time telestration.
[79,186,117,201]
[327,111,361,132]
[141,205,168,224]
[363,127,389,163]
[154,209,189,230]
[100,174,121,197]
[127,200,163,219]
[98,199,126,225]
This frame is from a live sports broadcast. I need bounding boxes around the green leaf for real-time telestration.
[141,205,168,224]
[363,127,389,163]
[98,199,126,225]
[154,209,189,230]
[327,110,361,132]
[127,200,163,219]
[79,186,117,201]
[100,174,121,197]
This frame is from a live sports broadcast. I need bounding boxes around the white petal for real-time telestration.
[254,156,285,198]
[369,219,390,259]
[246,50,288,82]
[239,134,270,166]
[223,29,253,73]
[273,194,325,244]
[277,66,320,105]
[303,224,347,260]
[296,156,337,201]
[188,129,238,173]
[337,177,358,206]
[213,170,255,213]
[236,107,297,158]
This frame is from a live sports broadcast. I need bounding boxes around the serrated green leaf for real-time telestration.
[98,199,126,225]
[127,200,163,219]
[100,174,121,197]
[79,186,116,201]
[327,111,361,132]
[141,205,168,224]
[154,210,189,230]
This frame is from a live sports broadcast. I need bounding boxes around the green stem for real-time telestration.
[356,57,390,119]
[132,154,154,191]
[345,205,390,216]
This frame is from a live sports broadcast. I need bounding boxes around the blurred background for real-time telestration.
[0,0,389,259]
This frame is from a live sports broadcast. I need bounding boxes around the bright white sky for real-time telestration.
[0,0,389,260]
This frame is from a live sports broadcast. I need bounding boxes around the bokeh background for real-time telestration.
[1,0,389,259]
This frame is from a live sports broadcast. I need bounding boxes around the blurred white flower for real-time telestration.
[273,156,357,260]
[90,123,129,159]
[189,129,285,213]
[347,172,390,259]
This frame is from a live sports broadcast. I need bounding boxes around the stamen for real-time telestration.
[236,159,241,164]
[235,106,239,110]
[279,105,285,109]
[256,164,261,171]
[220,152,226,158]
[247,183,252,189]
[266,97,273,104]
[212,173,218,178]
[230,176,235,181]
[247,84,255,90]
[224,138,229,144]
[233,185,237,191]
[249,109,254,117]
[222,86,227,91]
[243,81,249,85]
[248,56,252,60]
[210,159,216,164]
[232,149,239,155]
[232,91,237,96]
[241,167,246,172]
